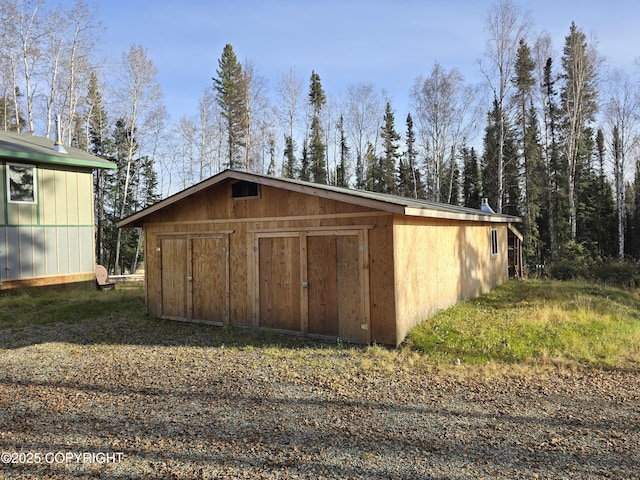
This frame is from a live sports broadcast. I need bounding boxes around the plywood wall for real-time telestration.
[392,215,509,345]
[141,180,398,345]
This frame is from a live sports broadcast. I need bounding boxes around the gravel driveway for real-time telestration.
[0,327,638,479]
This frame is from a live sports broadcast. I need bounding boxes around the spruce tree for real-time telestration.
[512,39,543,267]
[541,57,569,261]
[87,72,112,267]
[213,44,247,169]
[376,102,399,194]
[462,146,481,209]
[481,100,519,214]
[282,134,297,178]
[336,114,349,187]
[299,138,310,181]
[308,71,327,184]
[404,113,425,198]
[627,160,640,259]
[560,22,599,240]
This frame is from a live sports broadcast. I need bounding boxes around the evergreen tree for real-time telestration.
[282,134,296,178]
[363,141,377,192]
[541,57,569,262]
[481,100,519,214]
[441,149,461,205]
[512,39,544,267]
[574,128,616,257]
[627,159,640,259]
[299,138,310,181]
[462,146,481,208]
[402,113,425,198]
[87,72,112,267]
[376,102,399,194]
[397,157,413,198]
[0,87,25,132]
[560,22,599,240]
[308,70,327,184]
[213,44,247,169]
[336,114,349,187]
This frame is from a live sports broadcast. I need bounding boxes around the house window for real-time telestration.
[7,164,37,204]
[491,228,499,257]
[231,180,259,198]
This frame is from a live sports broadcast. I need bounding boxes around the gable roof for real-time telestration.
[118,169,521,228]
[0,131,115,169]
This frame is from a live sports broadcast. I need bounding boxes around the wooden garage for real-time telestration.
[117,169,521,346]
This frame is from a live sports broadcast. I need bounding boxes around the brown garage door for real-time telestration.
[255,229,370,343]
[158,234,229,324]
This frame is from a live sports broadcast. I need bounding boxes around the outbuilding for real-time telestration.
[0,131,115,289]
[118,169,522,346]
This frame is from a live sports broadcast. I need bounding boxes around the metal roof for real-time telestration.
[0,131,115,169]
[118,169,521,228]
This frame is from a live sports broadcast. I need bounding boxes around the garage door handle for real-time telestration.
[301,282,308,288]
[187,276,193,282]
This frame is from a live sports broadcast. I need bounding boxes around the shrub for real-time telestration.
[548,241,594,280]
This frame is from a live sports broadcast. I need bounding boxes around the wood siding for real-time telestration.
[392,215,509,345]
[142,180,392,343]
[139,178,513,346]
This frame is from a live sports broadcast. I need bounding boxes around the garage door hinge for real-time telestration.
[253,246,258,252]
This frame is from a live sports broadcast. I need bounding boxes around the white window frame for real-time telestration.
[490,228,499,257]
[7,163,37,204]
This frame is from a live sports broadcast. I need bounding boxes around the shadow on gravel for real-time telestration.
[1,373,639,479]
[0,286,360,351]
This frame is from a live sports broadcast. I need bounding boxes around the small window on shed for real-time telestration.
[231,180,259,198]
[7,163,37,204]
[491,228,499,257]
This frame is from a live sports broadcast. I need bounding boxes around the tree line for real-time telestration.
[1,0,639,278]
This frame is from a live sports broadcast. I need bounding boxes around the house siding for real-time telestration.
[1,162,97,286]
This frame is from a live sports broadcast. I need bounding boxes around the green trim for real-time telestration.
[1,223,96,228]
[1,163,7,225]
[0,148,115,169]
[0,131,116,170]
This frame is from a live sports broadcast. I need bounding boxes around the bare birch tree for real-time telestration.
[112,44,163,273]
[0,0,21,131]
[480,0,530,212]
[411,62,480,203]
[275,67,303,147]
[16,0,46,134]
[605,68,640,258]
[345,82,383,189]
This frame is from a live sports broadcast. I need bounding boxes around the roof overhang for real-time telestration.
[118,169,521,228]
[0,132,115,169]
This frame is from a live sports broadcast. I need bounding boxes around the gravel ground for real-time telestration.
[0,337,639,479]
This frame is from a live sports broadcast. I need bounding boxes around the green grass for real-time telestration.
[1,280,639,372]
[406,280,640,370]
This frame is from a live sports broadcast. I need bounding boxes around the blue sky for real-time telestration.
[89,0,640,122]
